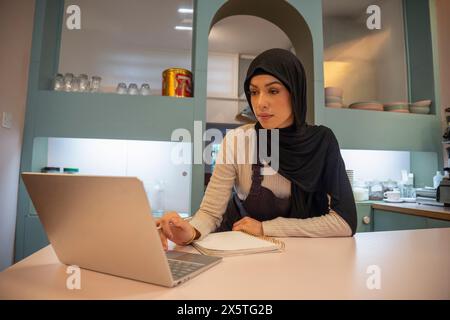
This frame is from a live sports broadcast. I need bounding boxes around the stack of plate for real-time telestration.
[348,102,383,111]
[346,170,354,188]
[384,102,409,113]
[409,100,431,114]
[325,87,344,108]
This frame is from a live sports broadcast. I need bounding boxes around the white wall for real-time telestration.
[206,52,245,124]
[341,149,410,183]
[323,0,408,106]
[59,40,192,94]
[59,0,193,93]
[47,138,192,214]
[375,0,409,104]
[0,0,35,271]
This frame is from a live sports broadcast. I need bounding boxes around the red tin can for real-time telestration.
[162,68,193,97]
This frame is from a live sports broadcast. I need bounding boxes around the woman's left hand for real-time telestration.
[232,216,263,236]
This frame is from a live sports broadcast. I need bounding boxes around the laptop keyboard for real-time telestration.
[168,259,205,280]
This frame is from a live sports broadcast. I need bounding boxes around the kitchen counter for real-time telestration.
[0,228,449,299]
[372,202,450,221]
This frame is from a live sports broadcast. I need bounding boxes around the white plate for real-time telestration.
[383,199,404,203]
[400,197,416,203]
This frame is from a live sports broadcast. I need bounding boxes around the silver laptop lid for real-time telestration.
[21,173,174,286]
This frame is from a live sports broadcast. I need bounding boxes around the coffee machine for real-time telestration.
[437,167,450,206]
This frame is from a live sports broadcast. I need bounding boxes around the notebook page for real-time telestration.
[194,231,278,251]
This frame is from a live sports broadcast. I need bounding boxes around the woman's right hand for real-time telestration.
[156,211,197,250]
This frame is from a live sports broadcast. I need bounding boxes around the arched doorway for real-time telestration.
[209,0,315,125]
[206,15,293,125]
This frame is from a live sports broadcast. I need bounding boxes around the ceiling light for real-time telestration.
[178,8,193,13]
[175,26,192,31]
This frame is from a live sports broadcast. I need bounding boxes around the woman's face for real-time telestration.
[248,74,294,129]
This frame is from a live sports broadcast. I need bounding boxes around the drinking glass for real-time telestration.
[79,74,89,92]
[64,73,74,92]
[53,73,64,91]
[90,76,102,92]
[116,82,127,95]
[127,83,139,95]
[140,83,151,95]
[71,76,80,92]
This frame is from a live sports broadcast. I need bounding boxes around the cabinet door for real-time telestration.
[427,218,450,229]
[356,203,373,232]
[373,209,428,231]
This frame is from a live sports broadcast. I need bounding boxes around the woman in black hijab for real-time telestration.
[157,48,357,248]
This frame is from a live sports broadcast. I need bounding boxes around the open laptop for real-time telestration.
[21,172,222,287]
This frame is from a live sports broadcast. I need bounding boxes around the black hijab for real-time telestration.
[244,48,357,235]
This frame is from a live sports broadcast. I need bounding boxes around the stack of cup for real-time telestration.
[325,87,344,108]
[116,82,151,95]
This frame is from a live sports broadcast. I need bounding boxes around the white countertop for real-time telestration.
[0,228,448,300]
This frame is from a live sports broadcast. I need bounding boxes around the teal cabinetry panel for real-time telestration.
[374,209,429,231]
[24,216,49,259]
[33,91,195,141]
[411,151,438,188]
[427,218,450,229]
[324,108,440,152]
[403,0,436,112]
[374,209,450,231]
[356,203,373,233]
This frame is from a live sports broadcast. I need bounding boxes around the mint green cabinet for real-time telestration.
[356,203,373,233]
[373,210,428,231]
[373,209,450,231]
[427,218,450,229]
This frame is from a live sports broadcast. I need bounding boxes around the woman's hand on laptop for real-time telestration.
[156,211,197,250]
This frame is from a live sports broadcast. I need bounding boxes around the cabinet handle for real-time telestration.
[363,216,371,224]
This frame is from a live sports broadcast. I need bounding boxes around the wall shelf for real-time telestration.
[326,106,434,117]
[32,90,195,141]
[207,96,247,102]
[323,107,441,152]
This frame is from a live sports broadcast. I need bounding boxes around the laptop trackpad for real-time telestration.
[166,251,221,265]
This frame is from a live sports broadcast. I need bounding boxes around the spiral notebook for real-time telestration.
[192,231,285,257]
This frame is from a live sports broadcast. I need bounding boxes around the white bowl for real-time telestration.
[411,100,431,108]
[384,101,409,108]
[325,87,343,97]
[410,106,430,114]
[349,102,383,111]
[325,96,343,103]
[326,102,343,108]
